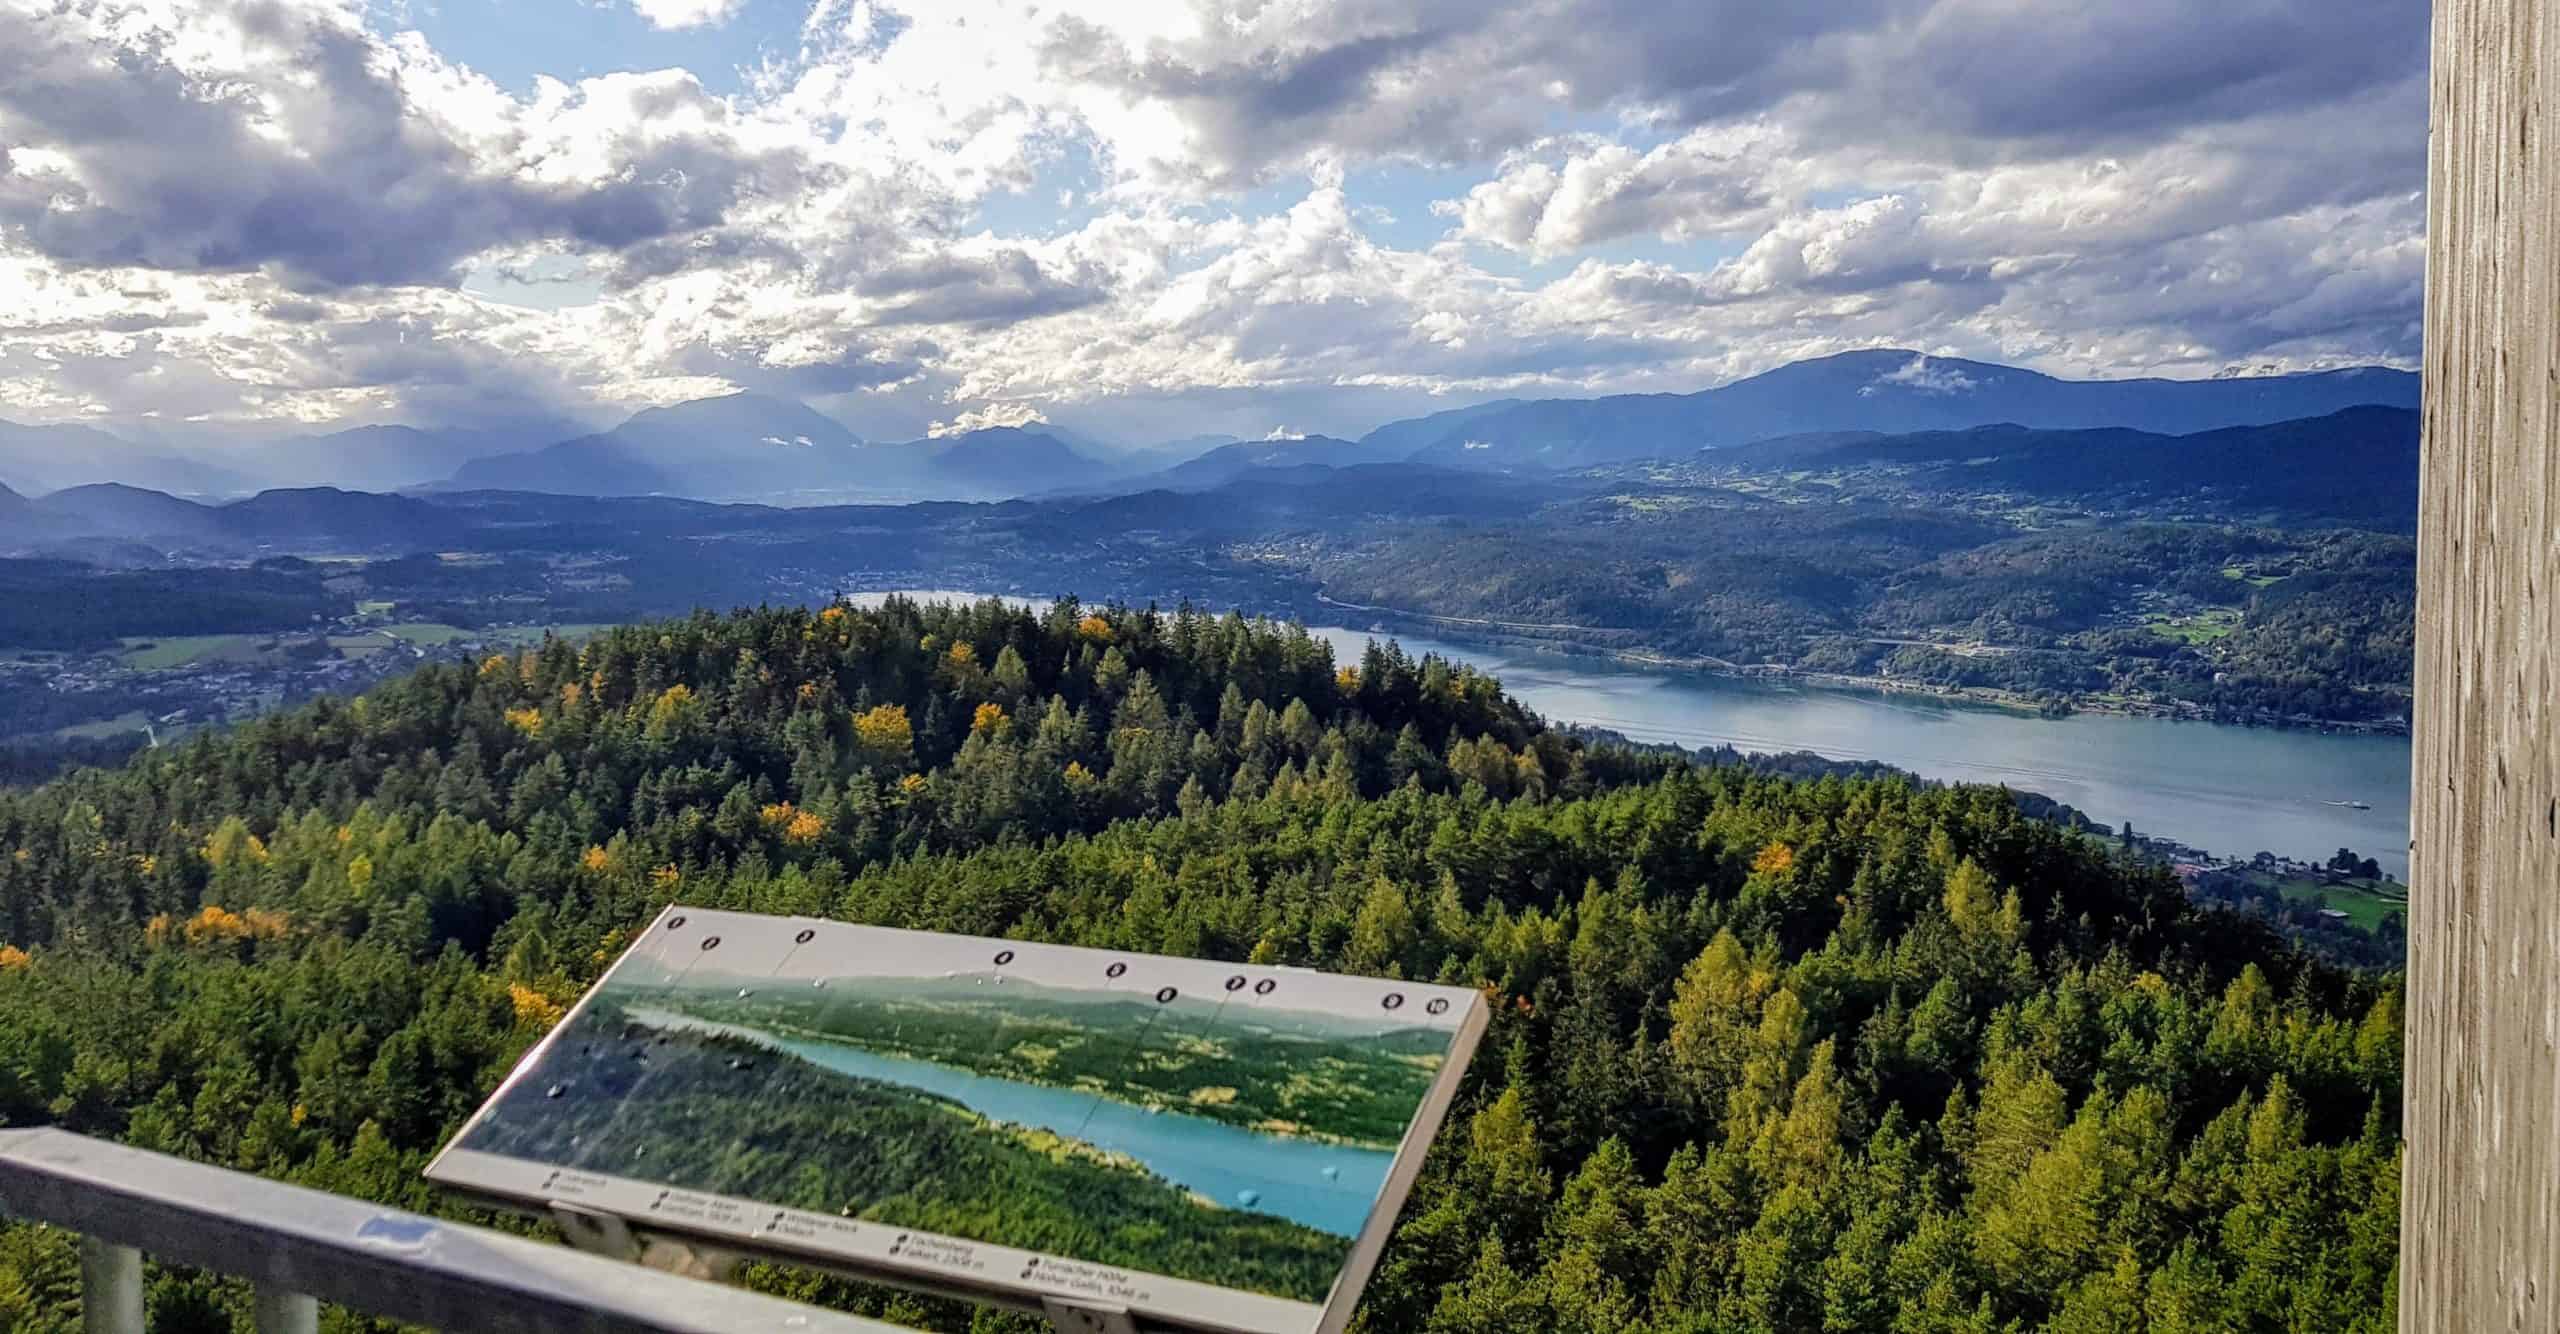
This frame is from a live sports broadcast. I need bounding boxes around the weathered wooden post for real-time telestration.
[2403,0,2560,1328]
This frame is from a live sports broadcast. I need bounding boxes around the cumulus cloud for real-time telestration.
[628,0,746,31]
[1439,125,1791,258]
[929,402,1050,436]
[0,2,811,292]
[1866,355,1977,396]
[0,0,2432,444]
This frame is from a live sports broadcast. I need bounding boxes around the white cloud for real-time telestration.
[628,0,747,30]
[0,0,2431,446]
[930,402,1051,436]
[1866,355,1977,396]
[1439,125,1793,258]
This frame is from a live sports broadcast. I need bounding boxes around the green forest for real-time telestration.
[0,596,2400,1332]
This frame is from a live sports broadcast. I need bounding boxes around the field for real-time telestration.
[50,710,150,740]
[2237,868,2409,931]
[119,635,280,669]
[2221,565,2286,588]
[377,622,471,646]
[2146,607,2243,645]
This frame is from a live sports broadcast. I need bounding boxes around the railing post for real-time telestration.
[255,1285,321,1334]
[77,1235,143,1334]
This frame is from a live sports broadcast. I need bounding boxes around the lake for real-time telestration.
[629,1006,1394,1238]
[847,592,2414,879]
[1304,625,2415,880]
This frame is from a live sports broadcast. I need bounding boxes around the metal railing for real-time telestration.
[0,1127,912,1334]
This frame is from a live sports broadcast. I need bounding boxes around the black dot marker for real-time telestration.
[795,928,816,944]
[1382,993,1404,1011]
[1106,962,1127,978]
[1155,986,1178,1004]
[994,949,1015,966]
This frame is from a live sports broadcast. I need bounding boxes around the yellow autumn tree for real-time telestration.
[1076,614,1114,643]
[503,706,544,736]
[784,811,825,843]
[972,702,1008,735]
[852,704,913,765]
[646,683,699,738]
[0,945,29,972]
[508,982,565,1030]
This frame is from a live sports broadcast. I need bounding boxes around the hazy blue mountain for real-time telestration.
[245,424,555,492]
[447,394,873,499]
[1356,399,1526,454]
[908,426,1102,496]
[0,482,468,555]
[1122,435,1372,492]
[211,487,467,548]
[1386,350,2420,470]
[1705,405,2420,527]
[443,397,1111,502]
[33,483,226,542]
[1145,433,1244,459]
[0,419,259,497]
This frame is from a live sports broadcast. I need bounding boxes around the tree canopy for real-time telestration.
[0,596,2399,1332]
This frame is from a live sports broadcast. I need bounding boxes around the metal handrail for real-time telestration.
[0,1127,913,1334]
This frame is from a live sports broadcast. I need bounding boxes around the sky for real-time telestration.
[0,0,2431,447]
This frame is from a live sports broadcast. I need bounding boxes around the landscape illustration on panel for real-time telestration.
[453,918,1462,1304]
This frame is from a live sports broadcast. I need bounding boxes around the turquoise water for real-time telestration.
[846,592,2413,879]
[1305,625,2415,880]
[629,1007,1393,1237]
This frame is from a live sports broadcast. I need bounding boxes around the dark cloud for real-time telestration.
[854,249,1113,327]
[1029,0,2424,186]
[0,3,810,291]
[1848,0,2426,146]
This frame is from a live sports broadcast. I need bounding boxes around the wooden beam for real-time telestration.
[2405,0,2560,1327]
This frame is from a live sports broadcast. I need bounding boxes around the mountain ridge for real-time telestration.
[1380,350,2420,471]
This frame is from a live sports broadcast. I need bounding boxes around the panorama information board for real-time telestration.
[428,906,1488,1334]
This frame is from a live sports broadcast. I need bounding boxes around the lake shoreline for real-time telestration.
[1302,597,2410,738]
[847,589,2415,880]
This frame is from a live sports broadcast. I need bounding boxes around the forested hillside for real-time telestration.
[0,598,2399,1331]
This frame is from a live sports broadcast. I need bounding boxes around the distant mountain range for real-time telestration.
[0,483,465,553]
[0,349,2421,506]
[1368,350,2420,471]
[0,419,260,497]
[1114,435,1372,493]
[242,424,553,493]
[1703,405,2422,527]
[444,394,1114,502]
